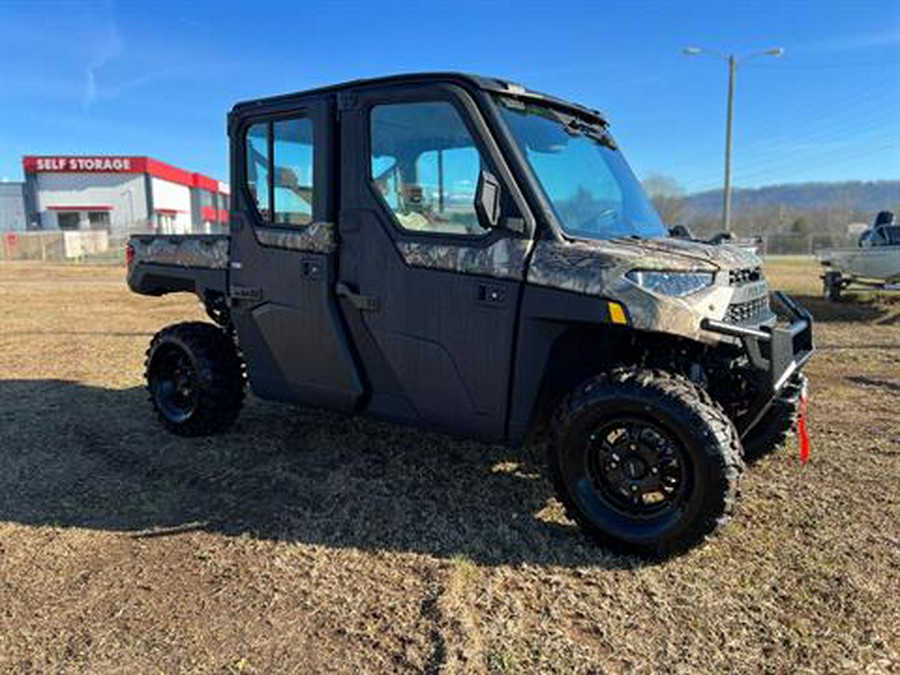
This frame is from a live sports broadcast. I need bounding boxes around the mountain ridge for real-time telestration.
[685,180,900,217]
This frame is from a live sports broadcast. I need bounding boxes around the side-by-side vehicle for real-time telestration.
[127,73,813,557]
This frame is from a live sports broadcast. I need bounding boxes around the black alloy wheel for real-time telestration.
[585,418,689,518]
[548,368,743,558]
[149,344,200,424]
[145,322,246,436]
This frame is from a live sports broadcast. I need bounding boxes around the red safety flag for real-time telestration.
[797,386,810,464]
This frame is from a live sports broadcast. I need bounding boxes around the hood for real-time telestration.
[580,236,762,272]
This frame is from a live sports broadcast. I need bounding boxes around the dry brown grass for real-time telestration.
[0,259,898,674]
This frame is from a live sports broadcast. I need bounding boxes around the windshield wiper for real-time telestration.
[563,120,618,149]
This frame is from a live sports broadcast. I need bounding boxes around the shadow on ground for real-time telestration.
[0,379,638,569]
[790,294,899,324]
[845,375,900,394]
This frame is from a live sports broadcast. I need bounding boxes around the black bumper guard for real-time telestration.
[701,291,814,436]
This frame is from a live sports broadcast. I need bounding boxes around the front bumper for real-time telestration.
[701,291,814,434]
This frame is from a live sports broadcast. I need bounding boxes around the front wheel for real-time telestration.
[548,368,744,558]
[145,322,246,436]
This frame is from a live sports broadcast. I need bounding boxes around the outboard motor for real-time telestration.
[874,211,895,227]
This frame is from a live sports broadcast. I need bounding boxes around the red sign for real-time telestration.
[22,155,229,195]
[24,156,139,173]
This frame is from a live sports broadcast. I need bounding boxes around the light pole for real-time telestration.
[683,46,784,233]
[120,188,135,235]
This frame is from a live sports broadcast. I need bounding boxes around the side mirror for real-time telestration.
[669,224,694,239]
[475,169,502,229]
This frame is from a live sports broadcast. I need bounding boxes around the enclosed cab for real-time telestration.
[128,73,813,557]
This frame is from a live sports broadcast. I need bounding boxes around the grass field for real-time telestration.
[0,259,898,673]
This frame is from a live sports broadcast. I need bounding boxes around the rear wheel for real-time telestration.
[741,373,807,463]
[548,368,744,558]
[145,322,246,436]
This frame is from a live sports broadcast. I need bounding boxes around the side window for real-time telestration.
[246,122,270,219]
[370,101,488,236]
[244,116,315,226]
[273,118,314,226]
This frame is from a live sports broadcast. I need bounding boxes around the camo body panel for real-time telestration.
[130,236,229,269]
[397,238,532,280]
[255,222,335,254]
[526,240,766,345]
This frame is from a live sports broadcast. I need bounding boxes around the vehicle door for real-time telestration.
[229,97,363,411]
[336,84,533,441]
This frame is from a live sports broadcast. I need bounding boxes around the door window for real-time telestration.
[370,101,488,236]
[244,116,315,226]
[246,122,270,220]
[273,118,314,226]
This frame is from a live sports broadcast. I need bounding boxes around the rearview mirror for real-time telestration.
[475,169,502,229]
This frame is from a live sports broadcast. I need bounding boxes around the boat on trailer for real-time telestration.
[817,211,900,300]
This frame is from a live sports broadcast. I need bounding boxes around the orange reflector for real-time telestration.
[608,301,627,325]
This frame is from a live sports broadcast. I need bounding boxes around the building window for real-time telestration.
[88,211,110,231]
[57,212,81,230]
[369,101,488,236]
[156,213,176,234]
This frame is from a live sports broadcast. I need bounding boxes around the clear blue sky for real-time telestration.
[1,0,897,194]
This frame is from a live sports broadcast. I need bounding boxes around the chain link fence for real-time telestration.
[0,231,130,265]
[756,232,858,256]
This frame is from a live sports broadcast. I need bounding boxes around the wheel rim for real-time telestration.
[151,346,198,424]
[584,417,689,518]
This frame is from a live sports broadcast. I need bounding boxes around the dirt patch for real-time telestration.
[0,261,898,673]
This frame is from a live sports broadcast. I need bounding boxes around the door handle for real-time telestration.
[476,283,506,305]
[335,282,379,312]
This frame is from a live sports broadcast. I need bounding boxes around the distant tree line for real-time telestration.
[642,174,900,252]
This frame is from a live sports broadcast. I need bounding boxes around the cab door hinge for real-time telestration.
[337,91,358,117]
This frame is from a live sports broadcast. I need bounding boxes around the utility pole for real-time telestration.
[683,46,784,233]
[723,55,735,233]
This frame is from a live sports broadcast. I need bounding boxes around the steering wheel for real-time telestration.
[575,208,617,232]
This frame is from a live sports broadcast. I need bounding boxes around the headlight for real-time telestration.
[626,270,715,297]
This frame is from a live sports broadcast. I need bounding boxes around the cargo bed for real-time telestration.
[126,234,229,298]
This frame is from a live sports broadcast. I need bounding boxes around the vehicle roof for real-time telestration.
[231,71,607,124]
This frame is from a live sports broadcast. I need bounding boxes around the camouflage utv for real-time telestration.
[127,73,813,557]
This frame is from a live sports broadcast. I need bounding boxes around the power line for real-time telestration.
[744,60,900,70]
[644,82,898,178]
[646,99,899,188]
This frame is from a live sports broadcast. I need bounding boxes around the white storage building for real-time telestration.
[17,155,229,236]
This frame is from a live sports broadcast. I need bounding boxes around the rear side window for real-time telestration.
[246,122,270,219]
[245,117,315,226]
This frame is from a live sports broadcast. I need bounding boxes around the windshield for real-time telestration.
[496,98,666,240]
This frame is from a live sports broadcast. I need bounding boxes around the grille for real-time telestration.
[728,267,762,285]
[725,295,770,324]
